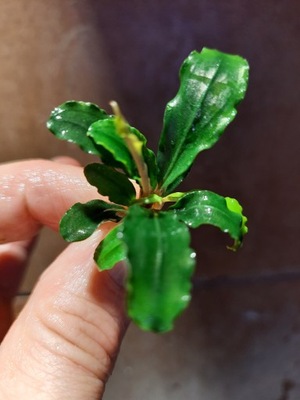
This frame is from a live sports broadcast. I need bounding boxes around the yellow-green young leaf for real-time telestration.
[169,190,248,249]
[123,205,196,333]
[157,48,249,194]
[84,163,136,206]
[134,193,163,206]
[60,200,124,242]
[87,118,158,189]
[225,197,248,237]
[94,224,126,270]
[47,101,111,155]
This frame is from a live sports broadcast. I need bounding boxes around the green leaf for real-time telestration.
[169,190,247,249]
[157,48,249,193]
[162,192,185,203]
[225,197,248,237]
[123,205,196,332]
[87,118,158,188]
[60,199,124,242]
[47,101,111,155]
[134,193,163,206]
[88,119,135,174]
[142,145,158,191]
[94,224,126,270]
[84,163,136,206]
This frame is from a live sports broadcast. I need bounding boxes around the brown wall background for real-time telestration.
[1,1,300,399]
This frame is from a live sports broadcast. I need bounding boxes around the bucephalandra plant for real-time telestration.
[47,47,249,333]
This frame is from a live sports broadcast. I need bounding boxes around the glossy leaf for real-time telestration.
[169,190,247,249]
[84,163,136,206]
[60,200,124,242]
[88,119,135,174]
[123,205,196,332]
[157,48,249,193]
[87,118,157,188]
[49,47,250,334]
[47,101,111,155]
[94,224,126,270]
[141,144,158,191]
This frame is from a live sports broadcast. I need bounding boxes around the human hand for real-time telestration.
[0,158,129,399]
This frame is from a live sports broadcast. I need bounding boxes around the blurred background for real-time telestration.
[1,1,300,399]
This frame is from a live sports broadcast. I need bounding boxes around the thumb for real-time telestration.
[0,225,128,400]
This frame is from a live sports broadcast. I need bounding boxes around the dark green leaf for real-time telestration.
[123,205,196,332]
[169,190,248,249]
[141,145,158,190]
[60,199,124,242]
[157,48,249,193]
[47,101,111,155]
[94,224,126,270]
[87,118,158,188]
[84,163,136,206]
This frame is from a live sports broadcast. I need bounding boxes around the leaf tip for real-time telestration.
[225,196,248,250]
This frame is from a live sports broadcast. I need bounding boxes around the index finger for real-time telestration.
[0,159,99,243]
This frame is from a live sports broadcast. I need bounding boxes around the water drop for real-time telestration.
[116,231,124,239]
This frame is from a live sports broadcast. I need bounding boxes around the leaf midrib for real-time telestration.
[160,59,222,189]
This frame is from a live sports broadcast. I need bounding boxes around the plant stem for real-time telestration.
[110,101,152,197]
